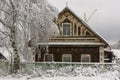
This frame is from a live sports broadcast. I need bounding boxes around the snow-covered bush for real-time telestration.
[18,63,117,77]
[0,62,120,80]
[0,62,9,76]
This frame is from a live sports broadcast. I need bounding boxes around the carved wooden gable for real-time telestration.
[56,8,94,37]
[53,7,108,46]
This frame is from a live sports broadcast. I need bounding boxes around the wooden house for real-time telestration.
[35,7,113,63]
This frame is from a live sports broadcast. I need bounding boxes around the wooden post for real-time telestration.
[99,46,104,63]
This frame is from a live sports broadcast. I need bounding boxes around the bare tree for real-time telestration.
[0,0,58,73]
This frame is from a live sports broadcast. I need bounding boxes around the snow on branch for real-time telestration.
[0,20,11,28]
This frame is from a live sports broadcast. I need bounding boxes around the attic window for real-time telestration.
[74,23,77,35]
[63,23,71,36]
[78,27,81,35]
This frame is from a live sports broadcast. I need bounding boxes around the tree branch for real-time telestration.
[0,19,11,28]
[0,29,10,36]
[9,0,15,10]
[19,18,31,24]
[0,35,9,40]
[0,8,11,15]
[1,0,11,8]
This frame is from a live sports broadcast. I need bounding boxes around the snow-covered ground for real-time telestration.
[0,76,110,80]
[0,64,119,80]
[112,49,120,58]
[0,49,120,80]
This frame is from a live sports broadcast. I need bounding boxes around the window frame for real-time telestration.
[81,54,91,62]
[44,54,54,62]
[62,23,72,36]
[62,54,72,62]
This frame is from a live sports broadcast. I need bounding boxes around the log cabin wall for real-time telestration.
[36,46,99,62]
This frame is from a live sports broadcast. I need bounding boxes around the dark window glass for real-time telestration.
[63,23,71,36]
[78,27,81,35]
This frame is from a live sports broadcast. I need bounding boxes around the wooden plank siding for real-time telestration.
[35,46,99,62]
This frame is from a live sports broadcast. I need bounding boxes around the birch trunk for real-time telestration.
[10,26,20,73]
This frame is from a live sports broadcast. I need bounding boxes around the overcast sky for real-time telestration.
[48,0,120,44]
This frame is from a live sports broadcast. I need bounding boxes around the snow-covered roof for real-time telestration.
[104,47,113,52]
[112,49,120,58]
[38,42,105,46]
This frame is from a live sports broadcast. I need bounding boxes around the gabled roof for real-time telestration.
[58,6,109,47]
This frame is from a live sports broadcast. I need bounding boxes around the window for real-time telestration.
[74,23,77,35]
[81,54,90,62]
[78,27,81,35]
[44,54,53,62]
[63,23,71,36]
[62,54,72,62]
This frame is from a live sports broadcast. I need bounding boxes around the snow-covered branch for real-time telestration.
[0,0,58,73]
[0,20,11,28]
